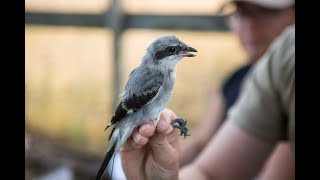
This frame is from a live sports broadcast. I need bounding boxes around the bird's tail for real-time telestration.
[95,143,116,180]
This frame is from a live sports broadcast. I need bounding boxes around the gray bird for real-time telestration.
[96,35,197,180]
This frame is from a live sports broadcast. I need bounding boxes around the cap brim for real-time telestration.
[217,0,294,16]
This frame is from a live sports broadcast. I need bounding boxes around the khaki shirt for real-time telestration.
[228,25,295,152]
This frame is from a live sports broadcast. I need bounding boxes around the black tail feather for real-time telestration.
[96,144,116,180]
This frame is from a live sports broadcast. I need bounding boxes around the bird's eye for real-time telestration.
[168,46,177,53]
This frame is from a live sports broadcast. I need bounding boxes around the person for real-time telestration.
[121,23,295,180]
[178,0,295,178]
[109,0,295,178]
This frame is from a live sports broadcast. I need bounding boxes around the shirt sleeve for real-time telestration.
[227,25,295,145]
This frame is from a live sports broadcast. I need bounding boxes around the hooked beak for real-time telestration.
[179,46,198,57]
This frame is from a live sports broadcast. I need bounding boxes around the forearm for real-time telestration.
[181,121,274,180]
[180,130,209,166]
[259,142,295,180]
[180,92,225,166]
[179,164,211,180]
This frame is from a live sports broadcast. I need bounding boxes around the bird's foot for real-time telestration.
[171,118,190,139]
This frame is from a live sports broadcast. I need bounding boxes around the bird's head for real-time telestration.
[143,36,198,68]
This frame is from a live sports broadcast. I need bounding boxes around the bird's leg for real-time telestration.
[171,118,190,138]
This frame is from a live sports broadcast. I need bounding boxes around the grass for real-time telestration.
[25,25,246,156]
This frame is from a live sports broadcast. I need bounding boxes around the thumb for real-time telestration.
[148,118,180,164]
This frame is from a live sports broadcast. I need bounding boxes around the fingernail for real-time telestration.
[157,120,166,130]
[140,123,151,131]
[134,133,143,142]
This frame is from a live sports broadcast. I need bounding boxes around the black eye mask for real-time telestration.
[154,45,182,60]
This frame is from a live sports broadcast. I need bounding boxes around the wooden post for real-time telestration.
[109,0,123,110]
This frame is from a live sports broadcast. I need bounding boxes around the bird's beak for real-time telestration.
[179,46,198,57]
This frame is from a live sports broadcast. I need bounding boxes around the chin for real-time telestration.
[247,46,268,62]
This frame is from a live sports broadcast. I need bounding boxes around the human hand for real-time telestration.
[120,108,181,180]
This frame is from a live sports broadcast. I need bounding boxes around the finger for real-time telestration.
[150,115,176,145]
[120,137,146,179]
[157,108,177,132]
[161,108,177,120]
[150,110,180,162]
[161,123,174,135]
[149,125,179,167]
[139,120,156,137]
[167,127,181,150]
[153,109,180,142]
[132,128,149,146]
[152,123,180,145]
[121,135,143,152]
[156,118,171,133]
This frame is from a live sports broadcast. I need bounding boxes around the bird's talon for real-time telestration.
[171,118,190,138]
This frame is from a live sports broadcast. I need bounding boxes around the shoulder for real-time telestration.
[250,25,295,94]
[227,25,295,145]
[261,25,294,70]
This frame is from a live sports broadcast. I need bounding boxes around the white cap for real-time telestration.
[218,0,294,15]
[231,0,294,9]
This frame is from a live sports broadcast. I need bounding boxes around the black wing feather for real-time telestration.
[105,82,162,131]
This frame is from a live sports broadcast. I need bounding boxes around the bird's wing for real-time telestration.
[106,70,164,131]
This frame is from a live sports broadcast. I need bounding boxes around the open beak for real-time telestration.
[179,46,198,57]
